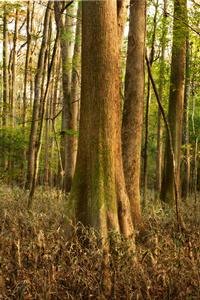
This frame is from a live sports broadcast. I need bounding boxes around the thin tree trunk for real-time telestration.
[52,50,62,187]
[21,1,32,185]
[117,0,129,45]
[43,83,52,186]
[122,0,146,225]
[3,5,8,127]
[2,5,9,170]
[43,34,57,186]
[68,2,82,189]
[54,1,75,191]
[156,0,168,196]
[197,157,200,192]
[26,1,52,191]
[194,138,198,205]
[182,28,191,201]
[28,31,59,208]
[29,2,35,109]
[64,5,76,193]
[49,58,60,187]
[143,0,158,206]
[10,8,19,127]
[146,54,186,230]
[22,1,32,126]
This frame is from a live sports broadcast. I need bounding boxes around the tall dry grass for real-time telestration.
[0,185,199,299]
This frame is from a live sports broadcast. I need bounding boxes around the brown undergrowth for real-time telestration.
[0,185,199,299]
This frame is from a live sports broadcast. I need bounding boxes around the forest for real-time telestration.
[0,0,199,299]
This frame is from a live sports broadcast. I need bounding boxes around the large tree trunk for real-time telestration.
[122,0,146,225]
[68,0,134,242]
[160,0,187,204]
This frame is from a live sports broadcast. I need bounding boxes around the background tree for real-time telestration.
[143,0,159,206]
[26,1,52,191]
[54,1,77,192]
[160,0,187,204]
[182,10,191,201]
[122,0,146,225]
[2,4,9,171]
[156,0,168,196]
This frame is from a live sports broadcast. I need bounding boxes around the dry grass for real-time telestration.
[0,185,199,299]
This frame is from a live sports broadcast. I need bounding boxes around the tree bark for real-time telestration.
[3,5,9,128]
[160,0,187,204]
[54,1,75,192]
[50,53,61,187]
[10,8,19,127]
[122,0,146,225]
[117,0,129,45]
[146,54,186,230]
[28,28,59,208]
[182,25,190,201]
[22,1,32,126]
[26,2,52,191]
[2,5,9,171]
[68,2,82,190]
[143,0,158,206]
[156,0,168,195]
[68,0,134,243]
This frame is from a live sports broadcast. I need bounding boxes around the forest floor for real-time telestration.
[0,185,199,300]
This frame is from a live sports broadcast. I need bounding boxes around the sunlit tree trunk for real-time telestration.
[2,4,9,174]
[7,6,19,183]
[22,1,32,126]
[68,2,82,189]
[26,2,52,191]
[10,8,19,127]
[28,24,59,208]
[54,1,75,192]
[29,2,35,110]
[117,0,129,45]
[194,138,198,204]
[143,0,158,206]
[161,0,187,204]
[122,0,146,225]
[43,80,53,186]
[2,5,8,128]
[156,0,168,195]
[182,23,190,201]
[69,0,134,243]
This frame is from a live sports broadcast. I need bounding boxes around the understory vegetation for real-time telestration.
[0,185,199,300]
